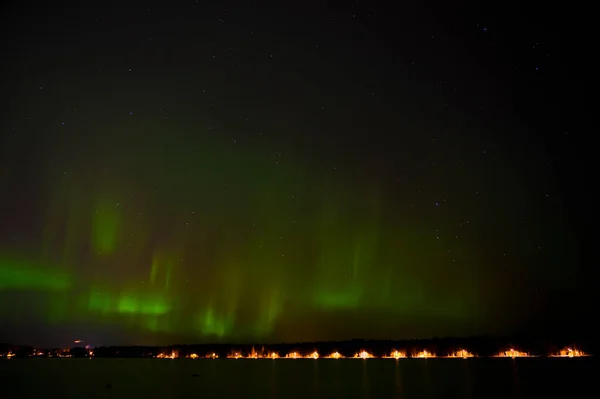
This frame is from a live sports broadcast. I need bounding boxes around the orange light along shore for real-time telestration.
[155,351,178,359]
[414,350,435,358]
[495,349,531,358]
[384,350,407,359]
[131,346,593,360]
[247,348,260,359]
[550,347,588,358]
[446,350,475,358]
[354,350,374,359]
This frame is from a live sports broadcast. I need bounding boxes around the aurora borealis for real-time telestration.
[0,2,586,347]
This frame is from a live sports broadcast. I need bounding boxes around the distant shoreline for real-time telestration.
[1,336,594,359]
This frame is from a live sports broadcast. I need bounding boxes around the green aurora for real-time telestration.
[0,129,520,345]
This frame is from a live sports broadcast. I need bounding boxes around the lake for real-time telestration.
[0,358,593,398]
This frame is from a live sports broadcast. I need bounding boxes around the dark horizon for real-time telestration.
[2,335,595,359]
[2,331,595,354]
[0,0,587,348]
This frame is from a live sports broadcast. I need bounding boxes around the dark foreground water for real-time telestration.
[0,358,594,398]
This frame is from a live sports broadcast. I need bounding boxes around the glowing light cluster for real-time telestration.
[384,350,407,359]
[495,349,530,358]
[551,347,588,358]
[155,351,178,359]
[414,350,435,358]
[247,348,259,359]
[354,350,374,359]
[227,352,242,359]
[446,349,474,358]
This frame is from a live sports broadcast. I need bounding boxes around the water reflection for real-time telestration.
[270,359,277,399]
[461,358,473,399]
[334,357,342,394]
[2,357,594,399]
[312,358,320,398]
[394,359,403,398]
[420,359,433,399]
[361,358,370,398]
[511,358,521,393]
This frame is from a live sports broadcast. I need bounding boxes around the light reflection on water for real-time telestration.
[394,359,402,399]
[511,357,521,393]
[269,358,277,399]
[461,357,473,399]
[311,358,319,398]
[361,358,370,399]
[0,358,593,399]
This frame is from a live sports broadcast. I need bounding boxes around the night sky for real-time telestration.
[0,1,587,347]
